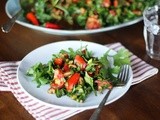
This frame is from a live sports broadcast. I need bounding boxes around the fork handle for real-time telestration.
[89,88,113,120]
[1,9,22,33]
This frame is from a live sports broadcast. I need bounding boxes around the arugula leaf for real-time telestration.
[38,77,50,85]
[55,88,66,98]
[68,48,77,59]
[47,61,54,77]
[26,62,53,87]
[84,72,96,95]
[51,0,60,6]
[35,0,52,23]
[99,50,110,69]
[85,59,96,72]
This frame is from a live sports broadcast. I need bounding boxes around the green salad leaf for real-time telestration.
[26,62,53,87]
[100,48,131,85]
[84,72,96,95]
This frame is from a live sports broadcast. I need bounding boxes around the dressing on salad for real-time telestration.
[27,46,131,102]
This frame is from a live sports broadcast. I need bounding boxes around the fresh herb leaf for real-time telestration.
[113,48,131,66]
[84,72,96,95]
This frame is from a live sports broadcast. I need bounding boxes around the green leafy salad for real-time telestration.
[22,0,156,30]
[26,46,131,102]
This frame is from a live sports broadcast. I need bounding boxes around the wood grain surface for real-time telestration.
[0,0,160,120]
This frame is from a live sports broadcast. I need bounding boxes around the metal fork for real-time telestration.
[1,0,35,33]
[89,64,132,120]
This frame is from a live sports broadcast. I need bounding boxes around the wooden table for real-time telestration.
[0,0,160,120]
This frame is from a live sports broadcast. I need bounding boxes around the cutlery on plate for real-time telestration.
[89,64,132,120]
[1,0,35,33]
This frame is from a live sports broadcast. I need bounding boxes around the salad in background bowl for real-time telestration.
[6,0,156,35]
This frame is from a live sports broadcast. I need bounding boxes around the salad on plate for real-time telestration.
[26,45,131,103]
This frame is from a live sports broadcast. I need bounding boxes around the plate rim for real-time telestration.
[17,40,133,110]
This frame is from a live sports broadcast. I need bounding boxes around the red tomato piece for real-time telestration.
[45,22,61,29]
[74,55,87,70]
[26,12,39,25]
[66,73,80,92]
[63,63,70,72]
[103,0,111,7]
[54,58,63,66]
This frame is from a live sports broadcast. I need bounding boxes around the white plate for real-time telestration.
[5,0,142,35]
[17,40,133,110]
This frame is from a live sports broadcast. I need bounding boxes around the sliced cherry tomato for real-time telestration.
[103,0,111,7]
[113,0,118,7]
[45,22,61,29]
[66,73,80,92]
[26,12,39,25]
[74,55,87,70]
[63,63,70,72]
[54,58,63,66]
